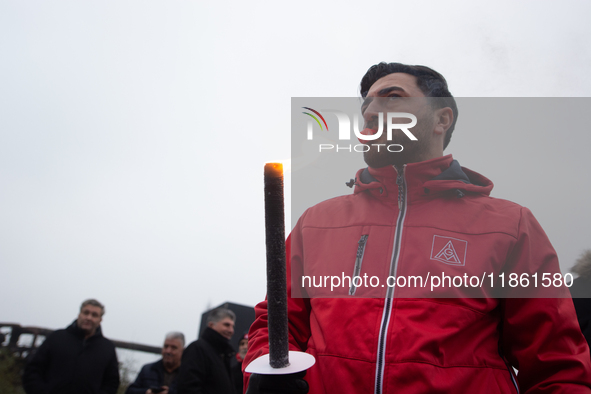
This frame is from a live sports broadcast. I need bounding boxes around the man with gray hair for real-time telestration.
[177,308,236,394]
[23,298,120,394]
[126,332,185,394]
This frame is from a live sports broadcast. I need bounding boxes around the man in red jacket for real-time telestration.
[245,63,591,393]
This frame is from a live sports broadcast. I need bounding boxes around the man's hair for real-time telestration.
[80,299,105,316]
[207,307,236,324]
[360,62,458,149]
[572,250,591,279]
[165,331,185,347]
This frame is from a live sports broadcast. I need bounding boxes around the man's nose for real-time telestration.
[363,102,384,127]
[364,98,386,118]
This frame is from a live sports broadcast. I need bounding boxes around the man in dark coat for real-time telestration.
[22,299,120,394]
[232,333,248,394]
[177,308,236,394]
[570,250,591,351]
[126,331,185,394]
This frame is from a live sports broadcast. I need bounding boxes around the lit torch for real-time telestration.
[245,163,315,374]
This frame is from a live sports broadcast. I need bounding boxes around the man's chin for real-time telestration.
[79,327,95,337]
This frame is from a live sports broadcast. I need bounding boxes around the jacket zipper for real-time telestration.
[349,234,369,296]
[498,336,520,393]
[375,165,408,394]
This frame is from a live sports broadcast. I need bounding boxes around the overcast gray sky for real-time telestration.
[2,0,591,372]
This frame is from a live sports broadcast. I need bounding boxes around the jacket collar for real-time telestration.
[202,327,234,356]
[152,359,181,374]
[353,155,493,202]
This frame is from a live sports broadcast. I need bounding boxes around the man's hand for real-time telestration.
[246,372,309,394]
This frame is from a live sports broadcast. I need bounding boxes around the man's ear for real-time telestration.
[434,107,453,136]
[208,322,214,328]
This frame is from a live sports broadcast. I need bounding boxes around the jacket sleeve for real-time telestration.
[500,208,591,393]
[100,346,120,394]
[126,364,151,394]
[176,342,207,394]
[243,233,313,391]
[22,334,53,394]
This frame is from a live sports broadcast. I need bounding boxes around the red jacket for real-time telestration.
[245,155,591,393]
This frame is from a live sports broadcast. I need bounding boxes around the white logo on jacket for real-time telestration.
[430,235,467,266]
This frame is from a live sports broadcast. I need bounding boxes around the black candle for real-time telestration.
[264,162,289,368]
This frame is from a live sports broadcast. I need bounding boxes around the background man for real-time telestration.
[126,331,185,394]
[22,299,119,394]
[232,333,249,394]
[244,63,591,393]
[177,308,236,394]
[570,250,591,350]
